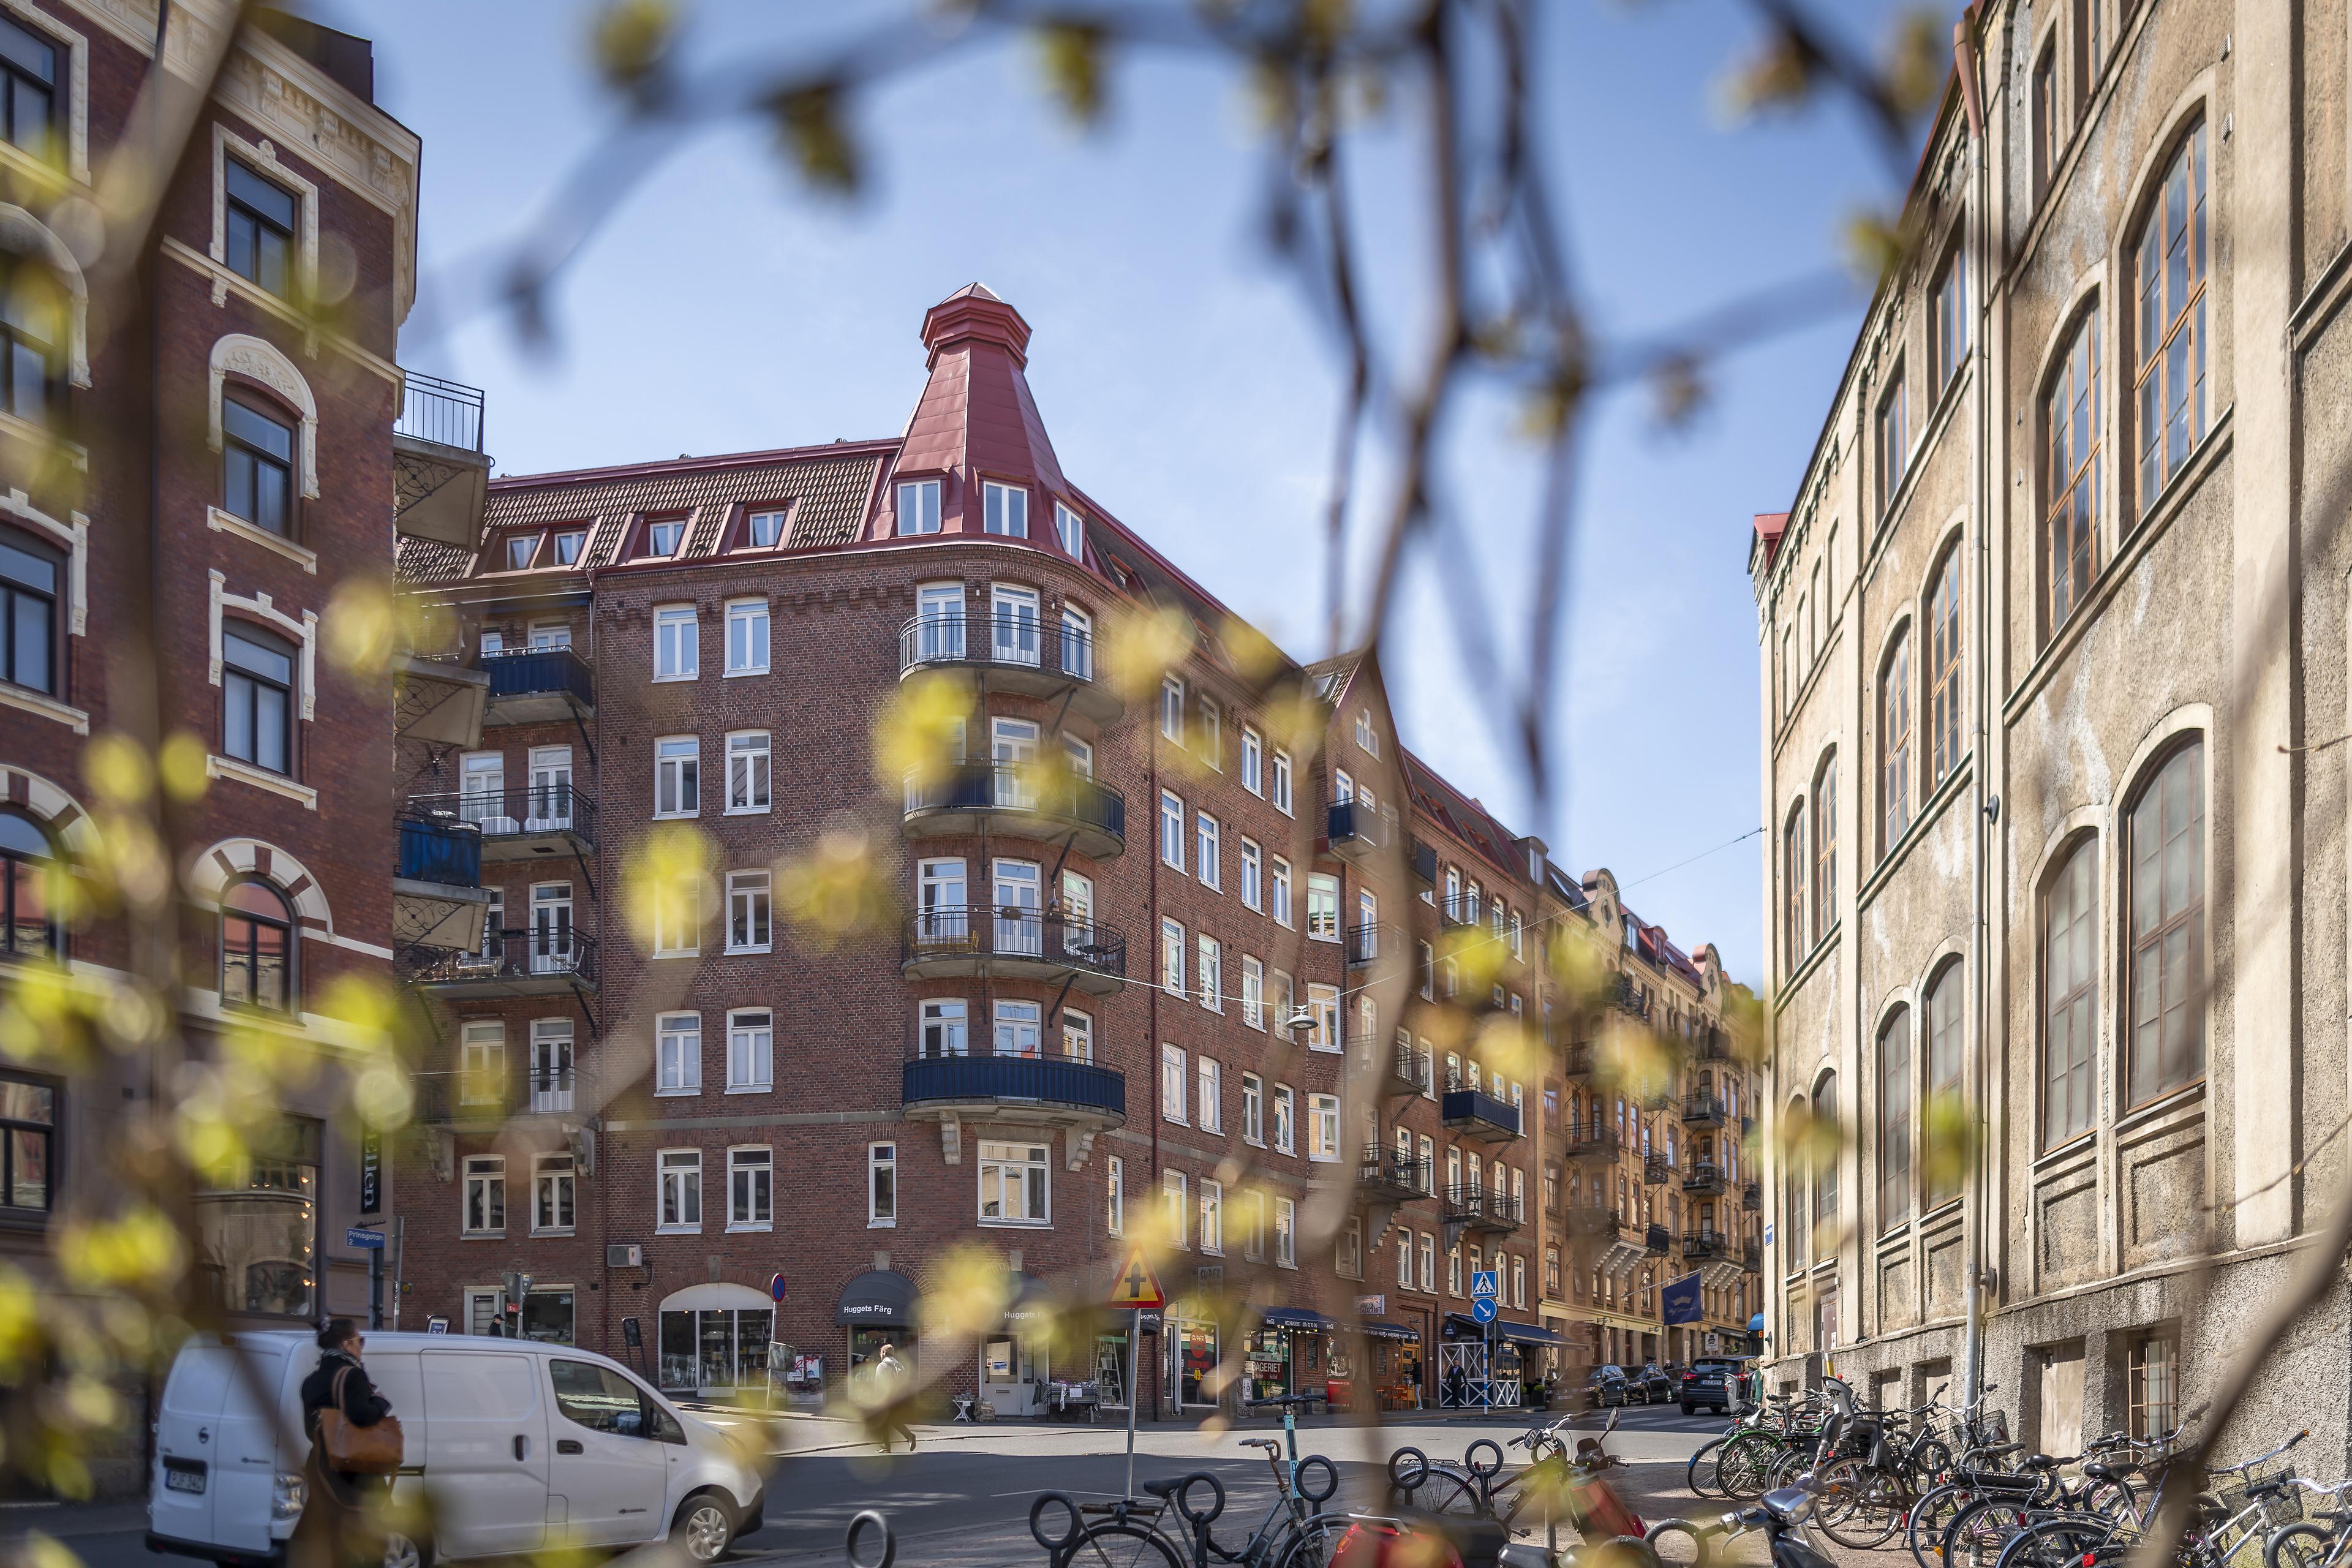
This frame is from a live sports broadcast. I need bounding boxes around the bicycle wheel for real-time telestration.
[1815,1458,1906,1550]
[1063,1521,1183,1568]
[1993,1517,2114,1568]
[1687,1436,1728,1499]
[1908,1483,1975,1568]
[1273,1513,1355,1568]
[1417,1471,1491,1519]
[2266,1522,2340,1568]
[1716,1435,1776,1499]
[1945,1497,2035,1568]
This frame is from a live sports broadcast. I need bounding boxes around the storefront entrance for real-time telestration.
[1164,1309,1219,1408]
[657,1283,774,1399]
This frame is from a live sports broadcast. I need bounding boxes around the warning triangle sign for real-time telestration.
[1106,1246,1167,1310]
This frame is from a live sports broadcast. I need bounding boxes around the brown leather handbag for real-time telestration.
[315,1365,404,1474]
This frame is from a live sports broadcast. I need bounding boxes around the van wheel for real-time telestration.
[382,1531,429,1568]
[671,1493,736,1563]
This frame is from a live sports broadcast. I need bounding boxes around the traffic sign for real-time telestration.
[1471,1297,1498,1324]
[1469,1270,1499,1300]
[1106,1246,1167,1310]
[345,1227,385,1250]
[424,1317,448,1335]
[769,1273,788,1302]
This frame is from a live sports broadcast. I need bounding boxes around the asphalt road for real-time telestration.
[29,1405,1738,1568]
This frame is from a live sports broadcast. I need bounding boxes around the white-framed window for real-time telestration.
[916,857,967,943]
[1240,839,1262,910]
[1307,873,1340,941]
[1308,1093,1340,1162]
[650,870,700,956]
[726,870,771,954]
[994,998,1042,1057]
[1357,890,1378,956]
[725,598,769,675]
[1196,812,1220,888]
[654,605,697,680]
[644,514,688,557]
[982,480,1028,537]
[726,731,771,813]
[1242,956,1264,1029]
[979,1138,1050,1224]
[1055,499,1085,557]
[658,1148,702,1232]
[1335,768,1354,805]
[1242,725,1264,794]
[1198,698,1221,769]
[1270,857,1292,927]
[1199,1179,1224,1254]
[1161,1042,1188,1124]
[868,1142,897,1226]
[1273,1084,1295,1154]
[896,478,941,535]
[654,736,699,817]
[463,1155,505,1235]
[532,1152,574,1234]
[1198,935,1223,1012]
[1197,1057,1222,1133]
[1339,1215,1363,1278]
[728,1146,773,1230]
[1512,1254,1526,1308]
[1159,790,1185,870]
[460,1020,505,1105]
[1510,911,1524,959]
[1161,677,1185,744]
[1161,918,1185,997]
[1356,709,1378,756]
[1063,1008,1093,1061]
[528,1017,575,1114]
[1449,1244,1463,1295]
[1271,750,1293,814]
[1242,1073,1265,1145]
[744,508,789,549]
[989,584,1040,666]
[1275,1197,1297,1267]
[1307,983,1340,1051]
[1398,1232,1414,1289]
[656,1012,701,1095]
[919,997,968,1057]
[1060,601,1093,680]
[1106,1156,1124,1235]
[1442,958,1459,998]
[726,1008,772,1091]
[1163,1169,1188,1248]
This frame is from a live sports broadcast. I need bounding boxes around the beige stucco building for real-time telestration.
[1752,0,2352,1455]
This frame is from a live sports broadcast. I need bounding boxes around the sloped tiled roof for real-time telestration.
[1303,654,1362,706]
[1401,748,1528,886]
[396,533,476,584]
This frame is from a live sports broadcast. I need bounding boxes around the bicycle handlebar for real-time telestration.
[1243,1393,1326,1409]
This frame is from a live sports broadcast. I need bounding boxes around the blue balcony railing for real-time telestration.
[481,647,594,707]
[902,1054,1126,1118]
[1442,1088,1523,1139]
[398,816,481,888]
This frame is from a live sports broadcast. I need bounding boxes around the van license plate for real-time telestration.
[165,1462,206,1494]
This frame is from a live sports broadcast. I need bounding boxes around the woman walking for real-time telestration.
[290,1319,396,1568]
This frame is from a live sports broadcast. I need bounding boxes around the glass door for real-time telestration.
[991,585,1040,667]
[527,745,573,830]
[531,1019,573,1113]
[530,883,573,974]
[993,859,1040,957]
[916,585,964,662]
[459,752,505,829]
[992,718,1039,809]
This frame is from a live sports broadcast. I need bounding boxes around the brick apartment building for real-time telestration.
[390,283,1760,1412]
[0,0,484,1489]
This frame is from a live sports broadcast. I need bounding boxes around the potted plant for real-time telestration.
[1525,1374,1550,1411]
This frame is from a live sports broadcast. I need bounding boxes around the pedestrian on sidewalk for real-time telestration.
[291,1319,396,1568]
[874,1343,918,1453]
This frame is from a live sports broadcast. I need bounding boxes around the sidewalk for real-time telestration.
[0,1499,150,1540]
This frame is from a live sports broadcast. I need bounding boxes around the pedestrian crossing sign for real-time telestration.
[1107,1246,1167,1310]
[1470,1270,1499,1300]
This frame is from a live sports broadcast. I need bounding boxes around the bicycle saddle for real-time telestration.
[2080,1461,2119,1483]
[1142,1477,1186,1498]
[2024,1453,2059,1471]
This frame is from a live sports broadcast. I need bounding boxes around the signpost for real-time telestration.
[1106,1245,1168,1502]
[1469,1270,1500,1404]
[769,1273,788,1303]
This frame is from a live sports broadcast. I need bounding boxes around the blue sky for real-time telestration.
[337,0,1930,986]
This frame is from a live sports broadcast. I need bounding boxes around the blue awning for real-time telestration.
[1261,1307,1335,1331]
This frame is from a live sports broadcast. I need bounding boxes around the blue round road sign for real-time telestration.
[769,1273,788,1302]
[1471,1297,1498,1324]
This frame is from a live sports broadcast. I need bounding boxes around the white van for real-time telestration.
[146,1332,766,1567]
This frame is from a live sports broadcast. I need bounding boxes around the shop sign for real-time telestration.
[1355,1294,1385,1315]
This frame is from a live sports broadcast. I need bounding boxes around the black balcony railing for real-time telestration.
[398,929,597,988]
[1390,1039,1432,1093]
[1681,1160,1725,1195]
[1644,1223,1670,1254]
[1360,1150,1430,1197]
[404,785,596,848]
[1641,1153,1670,1186]
[1562,1119,1620,1161]
[396,370,485,451]
[902,763,1125,843]
[1327,799,1388,853]
[902,1054,1125,1119]
[481,647,594,709]
[1742,1180,1762,1212]
[1681,1229,1728,1261]
[1344,921,1393,967]
[397,815,480,887]
[1698,1027,1731,1062]
[899,611,1098,684]
[1743,1240,1763,1270]
[901,907,1126,979]
[1611,974,1649,1019]
[1563,1043,1594,1079]
[1441,1088,1522,1140]
[413,1057,578,1123]
[1564,1205,1620,1239]
[1442,1185,1523,1231]
[1683,1091,1725,1126]
[1409,839,1438,885]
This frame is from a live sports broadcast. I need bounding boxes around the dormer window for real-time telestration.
[896,480,941,535]
[646,515,687,557]
[983,481,1028,538]
[1055,501,1085,558]
[503,533,540,571]
[552,529,586,566]
[746,508,788,549]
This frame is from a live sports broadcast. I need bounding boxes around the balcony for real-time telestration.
[1742,1180,1762,1212]
[1681,1229,1729,1262]
[900,1053,1125,1135]
[1409,839,1437,886]
[1681,1160,1725,1196]
[1683,1091,1726,1128]
[1564,1205,1620,1240]
[898,611,1119,723]
[1610,974,1649,1020]
[1743,1240,1763,1271]
[902,763,1125,860]
[1345,921,1404,968]
[1640,1087,1674,1112]
[1385,1038,1431,1096]
[1325,799,1389,866]
[481,647,594,726]
[413,1058,579,1128]
[1443,1185,1521,1234]
[393,371,489,548]
[1641,1153,1670,1186]
[1359,1149,1429,1202]
[1562,1119,1620,1163]
[398,929,597,998]
[394,654,488,747]
[900,907,1126,996]
[1441,1087,1521,1144]
[393,815,489,951]
[1698,1027,1731,1062]
[1562,1043,1594,1080]
[404,785,596,862]
[1644,1224,1670,1256]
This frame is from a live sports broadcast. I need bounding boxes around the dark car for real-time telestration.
[1679,1355,1746,1415]
[1630,1362,1674,1404]
[1583,1363,1630,1409]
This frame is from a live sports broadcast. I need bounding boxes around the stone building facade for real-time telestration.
[1753,0,2352,1455]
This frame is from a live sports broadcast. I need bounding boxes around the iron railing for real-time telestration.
[398,929,597,987]
[898,610,1098,684]
[1642,1153,1670,1185]
[1390,1039,1432,1093]
[396,369,485,451]
[1562,1119,1620,1161]
[1564,1205,1620,1238]
[404,785,597,846]
[1683,1090,1725,1126]
[397,815,480,886]
[1443,1185,1523,1231]
[902,1054,1125,1118]
[1359,1149,1431,1197]
[1344,921,1400,967]
[413,1057,579,1122]
[1681,1229,1729,1261]
[1327,799,1387,852]
[1409,839,1437,884]
[1644,1224,1671,1254]
[902,763,1123,842]
[1681,1160,1725,1194]
[481,647,594,707]
[1742,1180,1762,1211]
[1562,1043,1594,1079]
[900,907,1126,978]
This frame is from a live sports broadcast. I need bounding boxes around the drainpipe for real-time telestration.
[1955,10,1991,1415]
[1147,714,1161,1422]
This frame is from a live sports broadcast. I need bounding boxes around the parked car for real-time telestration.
[1679,1355,1747,1415]
[1630,1362,1674,1404]
[148,1330,766,1567]
[1582,1363,1630,1409]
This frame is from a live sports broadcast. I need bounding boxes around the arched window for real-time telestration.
[1924,962,1964,1205]
[222,391,297,537]
[2133,122,2209,511]
[1880,631,1913,851]
[0,809,58,957]
[1812,754,1837,940]
[2045,309,2101,636]
[1926,546,1964,787]
[1877,1009,1911,1228]
[0,256,63,428]
[2127,741,2204,1105]
[1784,1096,1809,1268]
[2043,836,2098,1146]
[221,876,294,1011]
[1811,1074,1839,1243]
[1783,799,1807,969]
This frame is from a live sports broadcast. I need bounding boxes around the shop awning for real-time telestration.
[1444,1313,1563,1346]
[1354,1320,1421,1341]
[1261,1306,1335,1331]
[835,1268,916,1328]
